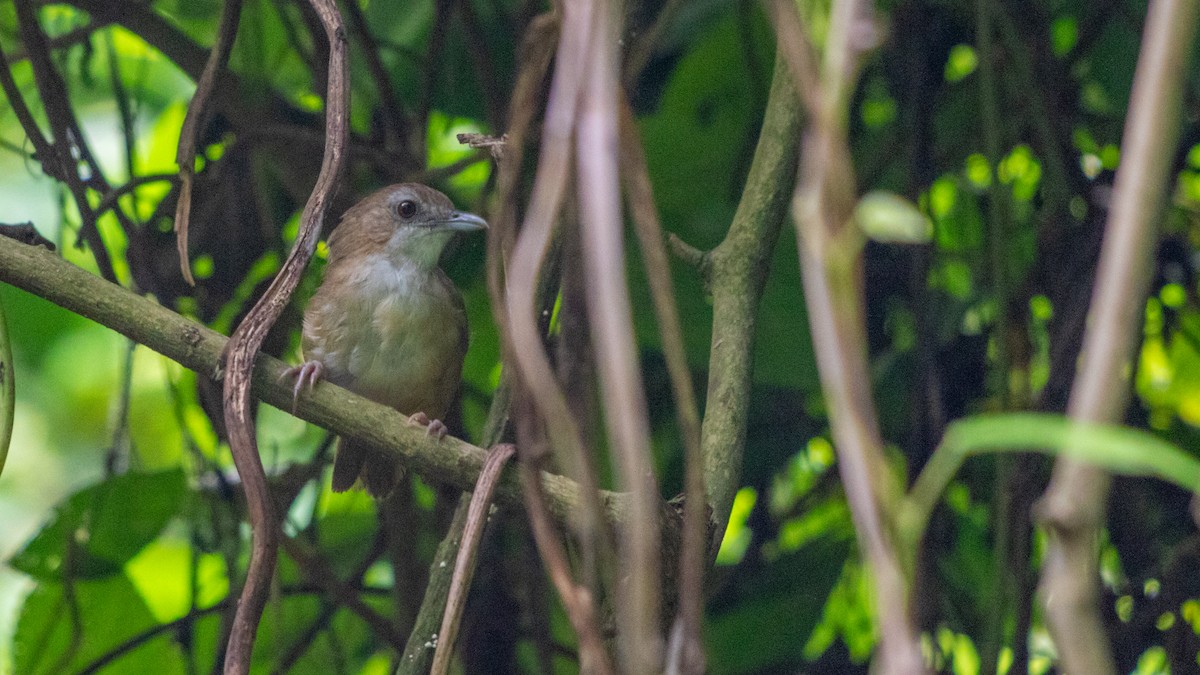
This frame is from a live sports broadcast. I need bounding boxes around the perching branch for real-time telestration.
[0,237,629,536]
[1035,1,1200,672]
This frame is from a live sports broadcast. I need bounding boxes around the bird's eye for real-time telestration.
[397,200,418,219]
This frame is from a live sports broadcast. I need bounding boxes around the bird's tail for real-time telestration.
[331,437,402,498]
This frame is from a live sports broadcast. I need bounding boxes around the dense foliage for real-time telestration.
[0,0,1198,673]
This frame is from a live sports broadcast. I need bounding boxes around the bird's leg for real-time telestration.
[280,360,325,412]
[408,411,449,440]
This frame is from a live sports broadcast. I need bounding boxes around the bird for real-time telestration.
[283,183,486,497]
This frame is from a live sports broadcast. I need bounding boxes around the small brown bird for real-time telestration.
[285,183,486,497]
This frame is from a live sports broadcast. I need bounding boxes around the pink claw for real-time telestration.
[408,412,448,440]
[281,360,324,412]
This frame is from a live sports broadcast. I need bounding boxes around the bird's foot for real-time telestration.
[408,412,448,440]
[281,360,325,412]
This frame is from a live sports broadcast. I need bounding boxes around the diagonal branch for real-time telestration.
[1035,1,1200,672]
[0,236,630,531]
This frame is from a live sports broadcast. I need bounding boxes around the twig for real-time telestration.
[0,222,55,250]
[501,0,612,636]
[14,0,139,247]
[8,20,111,62]
[1035,1,1200,672]
[104,338,137,474]
[0,48,55,169]
[617,97,705,673]
[175,0,243,286]
[779,0,926,670]
[79,603,227,675]
[75,585,385,674]
[273,529,387,673]
[94,173,179,216]
[278,536,403,649]
[456,132,507,160]
[341,0,413,158]
[5,7,118,282]
[104,31,139,214]
[219,0,347,671]
[576,1,664,668]
[0,290,11,479]
[430,444,517,675]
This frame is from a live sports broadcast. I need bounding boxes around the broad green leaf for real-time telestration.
[10,469,186,580]
[13,574,185,675]
[707,537,851,673]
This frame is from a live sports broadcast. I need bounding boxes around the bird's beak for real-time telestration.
[436,212,488,232]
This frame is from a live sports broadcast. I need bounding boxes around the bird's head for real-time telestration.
[328,183,487,268]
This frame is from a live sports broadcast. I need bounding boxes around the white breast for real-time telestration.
[307,254,464,408]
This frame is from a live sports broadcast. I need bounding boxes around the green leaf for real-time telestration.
[13,575,185,675]
[706,537,851,673]
[10,469,186,580]
[855,190,933,244]
[900,413,1200,555]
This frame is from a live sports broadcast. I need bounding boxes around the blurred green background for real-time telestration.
[1,0,1200,673]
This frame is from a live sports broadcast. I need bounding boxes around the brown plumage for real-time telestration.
[285,183,486,497]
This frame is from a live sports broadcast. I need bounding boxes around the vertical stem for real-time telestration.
[702,51,802,548]
[576,0,662,668]
[976,2,1016,671]
[1036,1,1200,673]
[789,0,927,671]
